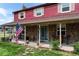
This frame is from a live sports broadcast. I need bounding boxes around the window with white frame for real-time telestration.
[34,7,44,17]
[58,3,75,13]
[18,12,25,19]
[56,24,66,36]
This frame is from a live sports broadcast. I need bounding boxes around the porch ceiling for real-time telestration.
[2,12,79,26]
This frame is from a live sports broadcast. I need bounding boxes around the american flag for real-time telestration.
[16,23,23,37]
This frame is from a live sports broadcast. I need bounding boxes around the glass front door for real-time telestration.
[40,26,48,42]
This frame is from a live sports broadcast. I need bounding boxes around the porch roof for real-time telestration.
[3,12,79,26]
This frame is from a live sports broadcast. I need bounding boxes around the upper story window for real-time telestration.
[18,12,25,19]
[62,3,70,12]
[58,3,75,13]
[34,7,44,17]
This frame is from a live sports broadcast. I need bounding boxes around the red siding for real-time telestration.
[25,10,34,20]
[25,4,58,19]
[14,4,58,22]
[75,3,79,12]
[14,3,79,22]
[14,13,18,22]
[44,4,58,17]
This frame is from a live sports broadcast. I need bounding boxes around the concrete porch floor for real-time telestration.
[60,45,74,52]
[11,40,74,52]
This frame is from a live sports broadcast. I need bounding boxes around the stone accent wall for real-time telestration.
[48,24,56,41]
[66,23,79,44]
[24,23,79,44]
[26,25,38,41]
[48,23,79,44]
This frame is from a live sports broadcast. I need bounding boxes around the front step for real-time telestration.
[60,45,74,52]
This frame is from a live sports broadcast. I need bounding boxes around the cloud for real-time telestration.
[0,16,13,25]
[0,8,7,16]
[6,17,13,22]
[0,19,5,22]
[0,8,13,25]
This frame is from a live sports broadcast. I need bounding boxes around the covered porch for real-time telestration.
[3,12,79,51]
[16,20,79,44]
[10,19,79,52]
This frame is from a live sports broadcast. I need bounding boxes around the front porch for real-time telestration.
[17,23,79,45]
[11,39,74,52]
[10,20,79,52]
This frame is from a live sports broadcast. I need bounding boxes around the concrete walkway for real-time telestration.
[11,40,74,52]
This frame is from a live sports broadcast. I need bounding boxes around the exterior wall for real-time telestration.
[75,3,79,12]
[14,13,18,22]
[25,24,57,42]
[26,25,38,41]
[48,24,56,41]
[14,4,58,22]
[25,4,58,19]
[14,3,79,22]
[48,23,79,44]
[66,23,79,44]
[17,23,79,44]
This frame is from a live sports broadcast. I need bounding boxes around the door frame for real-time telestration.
[40,25,49,42]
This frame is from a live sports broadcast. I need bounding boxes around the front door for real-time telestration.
[40,26,48,42]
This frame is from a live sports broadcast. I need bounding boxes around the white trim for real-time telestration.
[47,26,49,41]
[18,11,26,19]
[38,24,41,45]
[71,3,75,11]
[59,23,62,47]
[40,26,48,42]
[56,24,66,36]
[33,7,44,17]
[24,26,26,44]
[58,3,75,13]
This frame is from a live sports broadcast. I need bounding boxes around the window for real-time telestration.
[62,3,70,12]
[56,24,66,36]
[58,3,75,13]
[18,12,25,19]
[34,7,44,17]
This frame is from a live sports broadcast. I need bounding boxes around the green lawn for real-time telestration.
[0,42,25,56]
[0,42,78,56]
[0,32,78,56]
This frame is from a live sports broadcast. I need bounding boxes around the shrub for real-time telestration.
[50,39,59,50]
[1,37,9,42]
[73,42,79,54]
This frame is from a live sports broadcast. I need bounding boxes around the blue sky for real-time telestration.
[0,3,42,25]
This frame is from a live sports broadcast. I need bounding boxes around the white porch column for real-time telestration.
[24,25,26,44]
[59,23,62,47]
[38,24,41,45]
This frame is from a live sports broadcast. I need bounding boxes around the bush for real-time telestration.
[73,42,79,54]
[51,39,59,50]
[1,37,9,42]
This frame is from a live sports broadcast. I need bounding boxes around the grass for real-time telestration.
[0,42,25,56]
[0,42,78,56]
[0,32,78,56]
[0,32,26,56]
